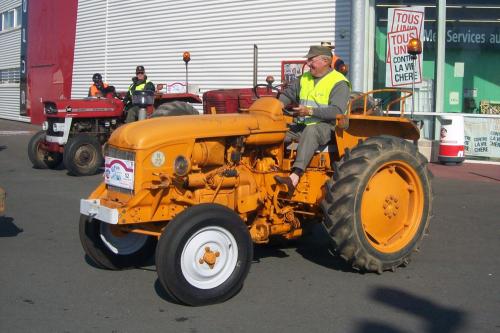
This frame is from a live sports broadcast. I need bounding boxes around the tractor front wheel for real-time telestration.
[155,203,253,306]
[64,134,103,176]
[321,135,432,273]
[28,130,63,169]
[79,214,157,270]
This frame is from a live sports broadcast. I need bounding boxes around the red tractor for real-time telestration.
[28,92,201,176]
[203,76,280,114]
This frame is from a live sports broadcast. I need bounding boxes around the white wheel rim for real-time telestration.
[99,223,148,255]
[181,226,238,290]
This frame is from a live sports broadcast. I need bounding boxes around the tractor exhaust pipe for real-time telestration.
[253,44,258,87]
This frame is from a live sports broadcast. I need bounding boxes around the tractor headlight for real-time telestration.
[52,122,65,133]
[151,151,165,167]
[174,155,190,177]
[42,121,48,131]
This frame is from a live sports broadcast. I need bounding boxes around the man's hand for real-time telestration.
[292,105,313,117]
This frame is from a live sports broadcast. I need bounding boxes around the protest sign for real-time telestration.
[385,7,425,88]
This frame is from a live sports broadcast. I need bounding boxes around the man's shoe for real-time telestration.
[274,175,295,197]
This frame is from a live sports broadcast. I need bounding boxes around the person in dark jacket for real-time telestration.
[124,65,156,123]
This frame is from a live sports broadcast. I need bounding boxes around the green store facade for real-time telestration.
[366,1,500,159]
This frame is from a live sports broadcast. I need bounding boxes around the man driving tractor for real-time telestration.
[275,45,351,195]
[124,65,156,123]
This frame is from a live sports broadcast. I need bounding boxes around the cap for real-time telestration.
[92,73,102,83]
[320,41,335,50]
[136,65,145,74]
[304,46,333,59]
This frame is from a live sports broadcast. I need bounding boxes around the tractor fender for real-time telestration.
[334,115,420,158]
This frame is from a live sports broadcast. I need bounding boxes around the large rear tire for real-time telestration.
[152,101,199,117]
[63,134,103,176]
[155,203,253,306]
[28,130,63,169]
[79,214,157,270]
[321,136,432,273]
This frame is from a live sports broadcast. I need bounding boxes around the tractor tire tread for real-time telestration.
[321,135,432,273]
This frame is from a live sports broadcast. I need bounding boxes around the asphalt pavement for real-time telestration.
[0,119,499,333]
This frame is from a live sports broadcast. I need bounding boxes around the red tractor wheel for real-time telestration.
[63,134,104,176]
[27,130,63,169]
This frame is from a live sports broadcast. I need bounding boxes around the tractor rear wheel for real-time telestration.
[155,203,253,306]
[28,130,63,169]
[64,134,103,176]
[79,214,157,270]
[152,101,199,117]
[321,135,432,273]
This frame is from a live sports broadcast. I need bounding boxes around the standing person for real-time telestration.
[88,73,109,97]
[320,41,349,75]
[274,45,351,196]
[125,65,156,123]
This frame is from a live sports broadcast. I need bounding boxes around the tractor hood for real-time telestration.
[108,97,288,150]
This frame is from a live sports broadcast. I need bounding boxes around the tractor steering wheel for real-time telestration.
[252,75,281,99]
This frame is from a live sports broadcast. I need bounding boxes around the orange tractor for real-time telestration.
[79,89,432,306]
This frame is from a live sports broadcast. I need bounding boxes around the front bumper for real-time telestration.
[80,199,119,224]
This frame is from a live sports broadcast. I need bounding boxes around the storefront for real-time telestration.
[370,1,500,159]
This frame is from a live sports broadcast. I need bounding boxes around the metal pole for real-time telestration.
[434,0,447,138]
[350,0,366,92]
[411,55,416,119]
[253,44,258,87]
[185,62,189,93]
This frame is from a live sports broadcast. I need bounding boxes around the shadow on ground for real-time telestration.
[253,224,355,273]
[0,216,23,237]
[354,286,467,333]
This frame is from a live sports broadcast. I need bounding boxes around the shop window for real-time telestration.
[374,1,437,110]
[374,1,500,159]
[441,2,500,114]
[0,68,20,84]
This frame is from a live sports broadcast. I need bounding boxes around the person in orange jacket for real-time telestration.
[88,73,114,97]
[320,41,349,75]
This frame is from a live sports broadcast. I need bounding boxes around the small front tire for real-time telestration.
[155,204,253,306]
[79,214,157,270]
[28,130,63,169]
[64,134,104,176]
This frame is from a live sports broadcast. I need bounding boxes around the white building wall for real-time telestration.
[72,0,352,99]
[0,0,26,122]
[0,0,18,13]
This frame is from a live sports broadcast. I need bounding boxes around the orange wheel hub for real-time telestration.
[360,161,424,253]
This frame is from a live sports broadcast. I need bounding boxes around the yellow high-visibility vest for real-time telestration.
[128,80,151,94]
[299,70,350,125]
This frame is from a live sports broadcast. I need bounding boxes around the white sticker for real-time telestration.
[454,62,464,78]
[104,157,135,190]
[449,91,460,105]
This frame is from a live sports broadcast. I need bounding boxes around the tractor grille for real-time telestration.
[105,145,135,161]
[45,118,64,137]
[204,99,227,114]
[105,145,136,194]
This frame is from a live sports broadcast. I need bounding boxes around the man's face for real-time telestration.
[307,56,329,77]
[136,71,145,80]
